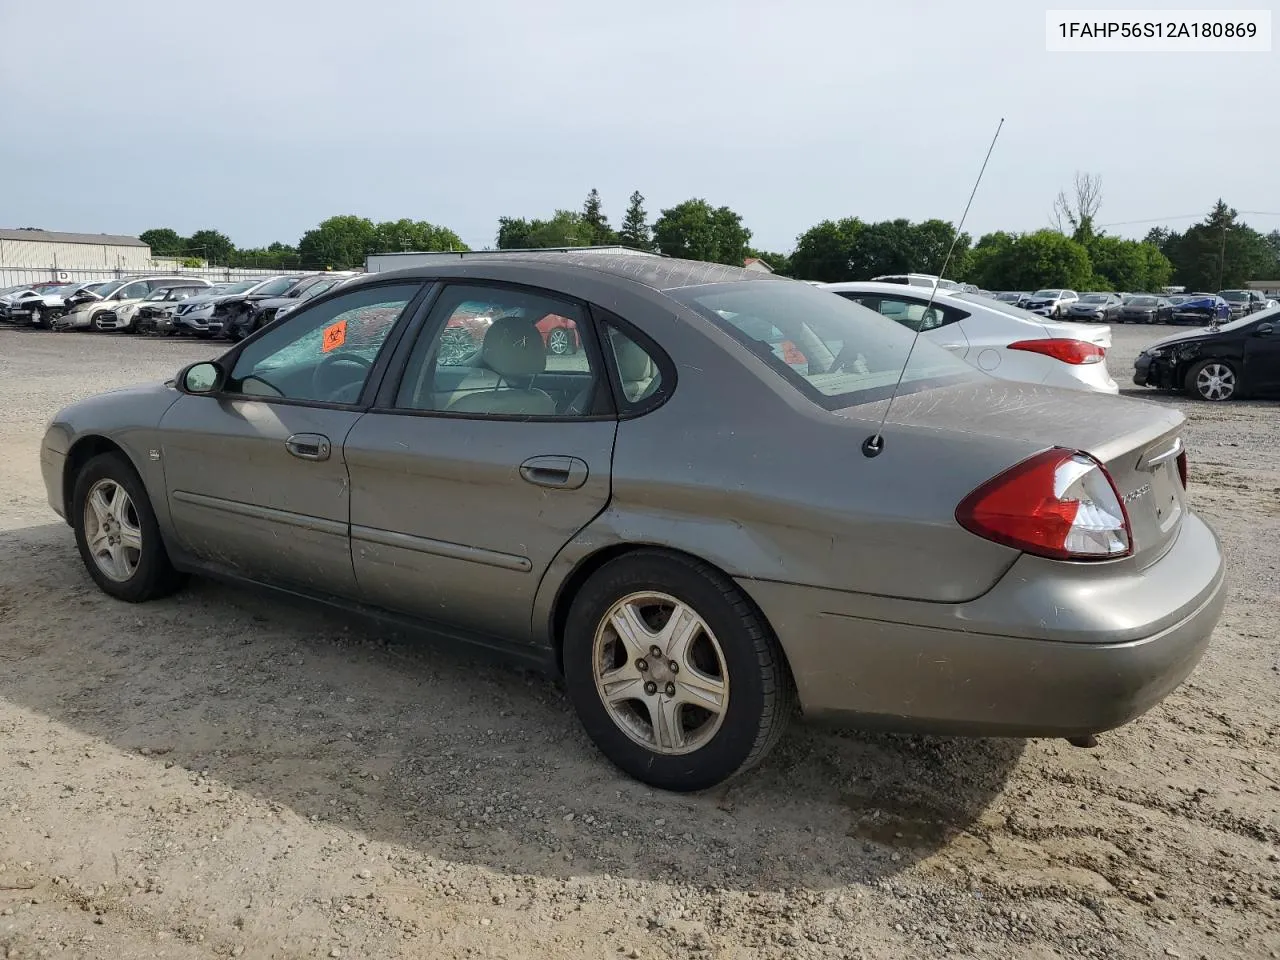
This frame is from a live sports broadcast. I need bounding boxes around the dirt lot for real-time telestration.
[0,324,1277,960]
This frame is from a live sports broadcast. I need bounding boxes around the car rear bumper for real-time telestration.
[737,511,1225,738]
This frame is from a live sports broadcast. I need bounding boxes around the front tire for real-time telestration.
[1185,359,1239,402]
[72,453,185,602]
[562,551,794,792]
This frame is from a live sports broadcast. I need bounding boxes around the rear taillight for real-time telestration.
[956,449,1132,561]
[1176,450,1188,488]
[1007,338,1106,364]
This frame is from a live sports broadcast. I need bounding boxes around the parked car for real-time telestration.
[1133,305,1280,401]
[1022,289,1079,318]
[1218,289,1271,318]
[822,281,1117,394]
[1117,295,1175,324]
[0,281,79,327]
[55,276,213,331]
[61,279,119,312]
[1170,293,1231,326]
[133,285,216,334]
[1065,292,1124,323]
[870,273,963,291]
[39,252,1223,792]
[167,278,280,338]
[239,273,359,334]
[992,291,1028,305]
[197,275,312,339]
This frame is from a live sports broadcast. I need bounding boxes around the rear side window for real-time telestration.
[834,292,967,333]
[670,280,974,409]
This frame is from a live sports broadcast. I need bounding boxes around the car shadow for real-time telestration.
[0,521,1024,893]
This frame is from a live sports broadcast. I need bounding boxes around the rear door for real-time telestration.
[343,281,619,645]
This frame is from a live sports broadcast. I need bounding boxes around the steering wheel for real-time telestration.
[311,352,372,403]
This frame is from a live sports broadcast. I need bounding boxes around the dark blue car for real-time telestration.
[1170,293,1231,325]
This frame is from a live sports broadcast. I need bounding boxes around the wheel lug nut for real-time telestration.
[650,646,662,659]
[665,683,676,696]
[636,659,648,671]
[668,661,679,674]
[644,681,657,696]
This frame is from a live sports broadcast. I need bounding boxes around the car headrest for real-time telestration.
[613,336,654,381]
[481,316,546,378]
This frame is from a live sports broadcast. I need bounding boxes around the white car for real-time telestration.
[820,281,1118,395]
[1022,288,1080,318]
[871,272,964,291]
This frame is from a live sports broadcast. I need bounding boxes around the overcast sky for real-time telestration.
[2,0,1275,252]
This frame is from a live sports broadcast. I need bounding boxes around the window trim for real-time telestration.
[370,278,619,423]
[589,304,677,419]
[194,279,431,413]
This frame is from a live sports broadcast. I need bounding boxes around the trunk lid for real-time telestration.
[845,381,1187,565]
[1037,317,1111,349]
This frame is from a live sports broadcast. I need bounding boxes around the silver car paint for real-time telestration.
[41,253,1225,736]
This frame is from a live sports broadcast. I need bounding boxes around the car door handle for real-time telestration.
[285,433,331,461]
[519,456,588,490]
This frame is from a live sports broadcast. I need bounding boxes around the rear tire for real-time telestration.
[562,550,794,792]
[1185,359,1239,402]
[71,453,186,602]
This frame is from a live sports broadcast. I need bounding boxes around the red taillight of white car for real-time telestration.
[956,449,1132,561]
[1007,338,1105,364]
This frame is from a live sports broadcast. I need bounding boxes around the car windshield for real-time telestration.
[1220,290,1249,301]
[248,277,298,297]
[1032,289,1062,298]
[670,281,975,409]
[1129,297,1158,306]
[1079,294,1109,303]
[143,288,172,301]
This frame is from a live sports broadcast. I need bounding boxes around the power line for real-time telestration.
[1098,211,1280,228]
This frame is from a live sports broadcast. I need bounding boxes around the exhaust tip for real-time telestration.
[1066,734,1099,748]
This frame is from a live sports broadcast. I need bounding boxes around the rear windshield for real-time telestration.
[669,280,975,409]
[1129,296,1157,306]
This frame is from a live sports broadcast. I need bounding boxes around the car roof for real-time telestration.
[817,279,965,300]
[358,251,775,294]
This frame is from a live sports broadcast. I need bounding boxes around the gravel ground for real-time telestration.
[0,324,1277,960]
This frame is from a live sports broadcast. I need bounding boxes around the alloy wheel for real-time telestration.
[1196,363,1236,401]
[547,328,574,355]
[592,591,729,755]
[82,478,143,582]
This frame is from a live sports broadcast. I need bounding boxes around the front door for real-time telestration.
[158,282,423,592]
[1243,316,1280,394]
[343,282,617,644]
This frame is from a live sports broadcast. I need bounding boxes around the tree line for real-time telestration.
[139,176,1280,292]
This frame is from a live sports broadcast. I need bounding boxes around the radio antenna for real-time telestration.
[862,117,1005,459]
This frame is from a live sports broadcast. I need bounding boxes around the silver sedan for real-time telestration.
[40,253,1226,792]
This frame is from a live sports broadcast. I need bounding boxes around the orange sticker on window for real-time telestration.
[322,319,347,353]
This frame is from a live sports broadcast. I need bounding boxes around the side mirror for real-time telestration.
[1256,323,1275,338]
[178,361,224,394]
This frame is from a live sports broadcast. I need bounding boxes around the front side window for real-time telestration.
[837,292,965,333]
[394,283,600,418]
[671,280,974,409]
[226,283,419,404]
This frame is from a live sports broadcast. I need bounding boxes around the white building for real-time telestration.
[0,228,153,271]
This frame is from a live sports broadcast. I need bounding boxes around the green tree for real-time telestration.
[298,215,378,269]
[1163,201,1276,291]
[187,229,234,266]
[618,191,652,251]
[789,217,865,282]
[496,216,534,249]
[965,230,1091,291]
[373,219,467,253]
[652,199,751,265]
[139,228,185,257]
[581,189,614,245]
[963,231,1018,289]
